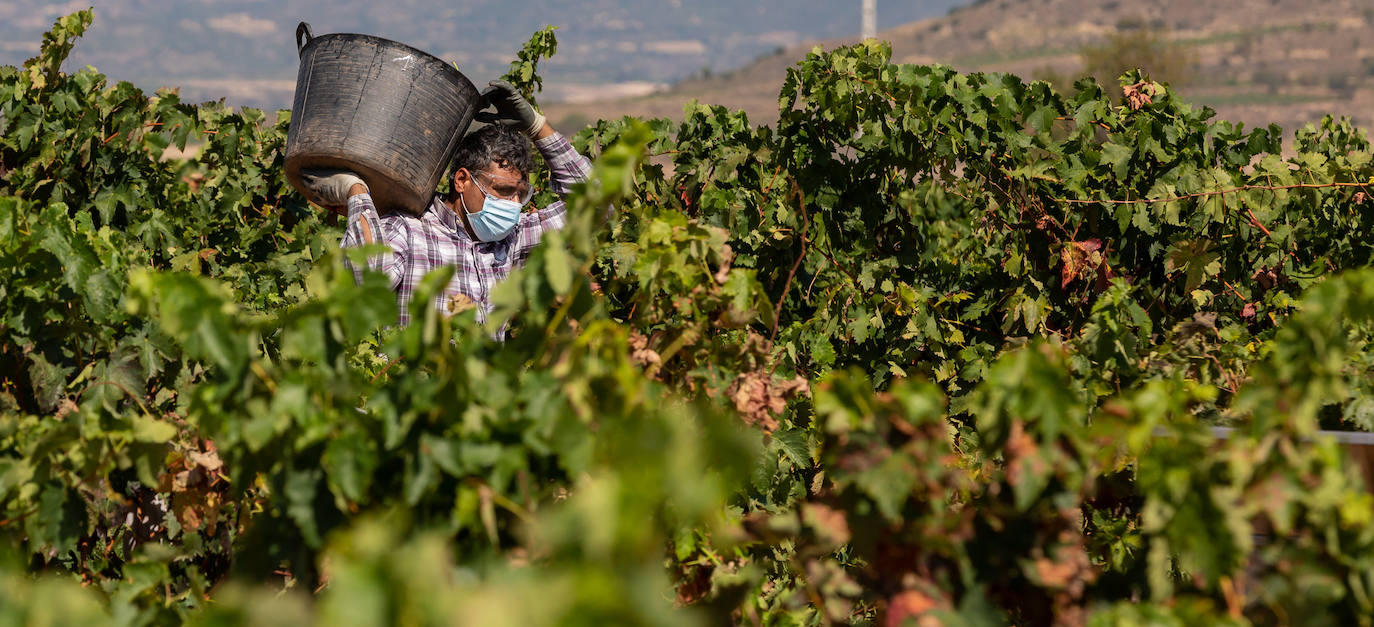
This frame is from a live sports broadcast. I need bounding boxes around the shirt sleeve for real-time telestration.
[511,132,593,259]
[537,132,593,196]
[339,192,406,291]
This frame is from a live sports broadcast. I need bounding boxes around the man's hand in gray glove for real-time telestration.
[474,80,546,138]
[299,169,367,212]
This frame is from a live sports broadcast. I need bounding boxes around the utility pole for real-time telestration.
[862,0,877,40]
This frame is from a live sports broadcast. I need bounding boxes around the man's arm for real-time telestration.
[510,129,594,258]
[303,171,406,291]
[476,80,590,199]
[339,189,406,291]
[476,80,593,248]
[538,129,593,198]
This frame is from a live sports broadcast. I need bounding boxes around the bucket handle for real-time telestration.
[295,22,314,58]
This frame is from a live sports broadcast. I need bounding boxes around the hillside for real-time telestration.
[544,0,1374,134]
[0,1,960,110]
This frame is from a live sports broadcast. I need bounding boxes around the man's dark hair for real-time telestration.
[451,124,534,178]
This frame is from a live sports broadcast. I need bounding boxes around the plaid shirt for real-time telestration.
[341,132,592,330]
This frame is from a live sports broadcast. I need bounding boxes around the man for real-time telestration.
[300,81,592,332]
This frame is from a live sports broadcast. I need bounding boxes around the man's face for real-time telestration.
[452,161,530,215]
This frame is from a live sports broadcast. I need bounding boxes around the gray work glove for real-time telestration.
[299,168,366,210]
[474,80,546,138]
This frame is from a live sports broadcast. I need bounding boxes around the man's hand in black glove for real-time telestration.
[300,169,367,212]
[474,80,547,138]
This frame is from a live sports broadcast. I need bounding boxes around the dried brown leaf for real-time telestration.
[629,332,662,368]
[446,292,476,315]
[1123,81,1156,110]
[179,504,202,532]
[885,590,941,627]
[715,244,735,285]
[189,449,223,473]
[53,398,79,421]
[802,503,851,549]
[727,372,811,433]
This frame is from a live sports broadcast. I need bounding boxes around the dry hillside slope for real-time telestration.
[545,0,1374,134]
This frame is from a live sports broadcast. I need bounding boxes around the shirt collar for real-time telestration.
[428,196,469,239]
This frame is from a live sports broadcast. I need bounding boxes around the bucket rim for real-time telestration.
[298,30,479,93]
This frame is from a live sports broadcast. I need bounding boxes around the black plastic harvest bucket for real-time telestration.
[284,23,481,216]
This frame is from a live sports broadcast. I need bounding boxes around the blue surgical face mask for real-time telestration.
[461,173,526,242]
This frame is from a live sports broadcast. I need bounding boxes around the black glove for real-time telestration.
[474,80,546,138]
[299,169,366,208]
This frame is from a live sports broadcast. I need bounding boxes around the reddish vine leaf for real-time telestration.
[1060,239,1104,290]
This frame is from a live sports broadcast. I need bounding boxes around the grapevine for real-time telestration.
[2,11,1374,625]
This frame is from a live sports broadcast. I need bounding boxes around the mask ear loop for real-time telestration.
[455,168,480,215]
[454,169,480,242]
